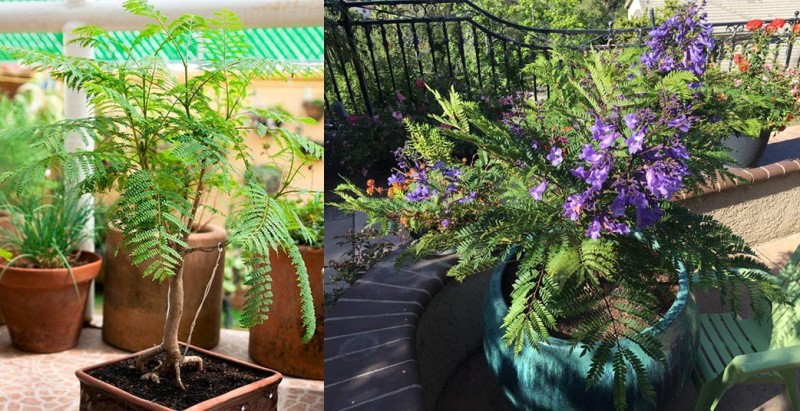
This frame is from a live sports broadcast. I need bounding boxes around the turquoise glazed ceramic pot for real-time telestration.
[483,257,698,410]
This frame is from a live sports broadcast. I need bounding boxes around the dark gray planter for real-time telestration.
[723,129,772,168]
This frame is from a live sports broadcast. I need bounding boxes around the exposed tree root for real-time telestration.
[136,343,204,390]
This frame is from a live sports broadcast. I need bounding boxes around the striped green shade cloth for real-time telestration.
[0,26,323,62]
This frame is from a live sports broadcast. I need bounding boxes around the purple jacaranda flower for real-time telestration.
[571,166,588,180]
[579,144,603,163]
[591,118,622,149]
[396,90,406,103]
[635,203,664,228]
[529,180,548,201]
[586,162,611,190]
[611,190,629,217]
[388,173,406,185]
[458,191,477,203]
[392,111,403,121]
[667,114,691,132]
[547,147,563,166]
[586,218,603,239]
[563,192,590,221]
[623,113,641,130]
[441,219,451,228]
[626,129,647,154]
[406,184,431,202]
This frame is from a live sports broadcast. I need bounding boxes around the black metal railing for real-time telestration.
[325,0,800,117]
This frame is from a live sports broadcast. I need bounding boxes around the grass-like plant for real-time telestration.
[0,0,322,389]
[0,191,92,291]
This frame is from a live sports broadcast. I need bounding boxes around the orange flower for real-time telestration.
[788,114,794,122]
[732,54,743,65]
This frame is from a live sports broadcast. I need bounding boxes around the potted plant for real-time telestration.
[336,4,782,409]
[0,63,34,98]
[0,1,322,408]
[702,18,800,167]
[249,192,324,379]
[0,191,101,353]
[302,98,325,121]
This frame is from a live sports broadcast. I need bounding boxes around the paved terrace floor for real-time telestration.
[0,327,323,410]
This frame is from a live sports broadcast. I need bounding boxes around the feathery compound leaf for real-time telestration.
[228,184,315,341]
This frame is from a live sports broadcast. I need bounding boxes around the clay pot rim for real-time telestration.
[297,245,323,253]
[0,251,102,285]
[75,342,283,410]
[108,223,227,243]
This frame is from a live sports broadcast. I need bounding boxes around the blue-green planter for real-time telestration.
[483,258,698,410]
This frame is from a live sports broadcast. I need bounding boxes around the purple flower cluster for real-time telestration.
[641,2,714,76]
[559,93,693,239]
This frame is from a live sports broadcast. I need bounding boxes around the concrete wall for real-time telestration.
[682,172,800,245]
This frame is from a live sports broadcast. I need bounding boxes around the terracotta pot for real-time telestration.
[302,100,324,121]
[0,210,10,326]
[76,343,282,410]
[249,246,324,379]
[102,224,226,352]
[0,251,102,353]
[0,72,33,98]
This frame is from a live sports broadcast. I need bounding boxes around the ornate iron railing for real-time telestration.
[325,0,800,117]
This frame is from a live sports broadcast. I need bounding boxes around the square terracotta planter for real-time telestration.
[75,344,282,410]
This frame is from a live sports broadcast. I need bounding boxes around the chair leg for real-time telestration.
[779,369,799,411]
[694,377,730,411]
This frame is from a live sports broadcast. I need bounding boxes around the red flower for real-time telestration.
[733,53,743,64]
[414,78,426,89]
[738,61,750,72]
[788,114,794,122]
[794,23,800,34]
[746,19,763,31]
[765,20,783,34]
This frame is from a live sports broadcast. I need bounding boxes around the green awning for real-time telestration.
[0,26,324,63]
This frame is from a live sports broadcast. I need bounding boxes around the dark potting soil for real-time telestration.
[501,259,678,340]
[4,250,94,269]
[86,349,274,409]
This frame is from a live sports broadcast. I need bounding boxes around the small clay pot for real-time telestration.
[76,343,282,410]
[102,224,226,352]
[0,251,102,353]
[248,246,324,379]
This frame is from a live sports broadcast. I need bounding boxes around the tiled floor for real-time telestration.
[0,327,323,410]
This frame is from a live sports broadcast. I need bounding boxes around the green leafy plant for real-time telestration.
[0,80,62,190]
[0,0,322,390]
[336,4,783,409]
[287,192,324,248]
[701,18,800,137]
[0,190,93,295]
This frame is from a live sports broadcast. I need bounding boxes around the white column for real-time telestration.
[63,3,96,321]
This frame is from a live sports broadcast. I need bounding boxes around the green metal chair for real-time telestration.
[693,245,800,411]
